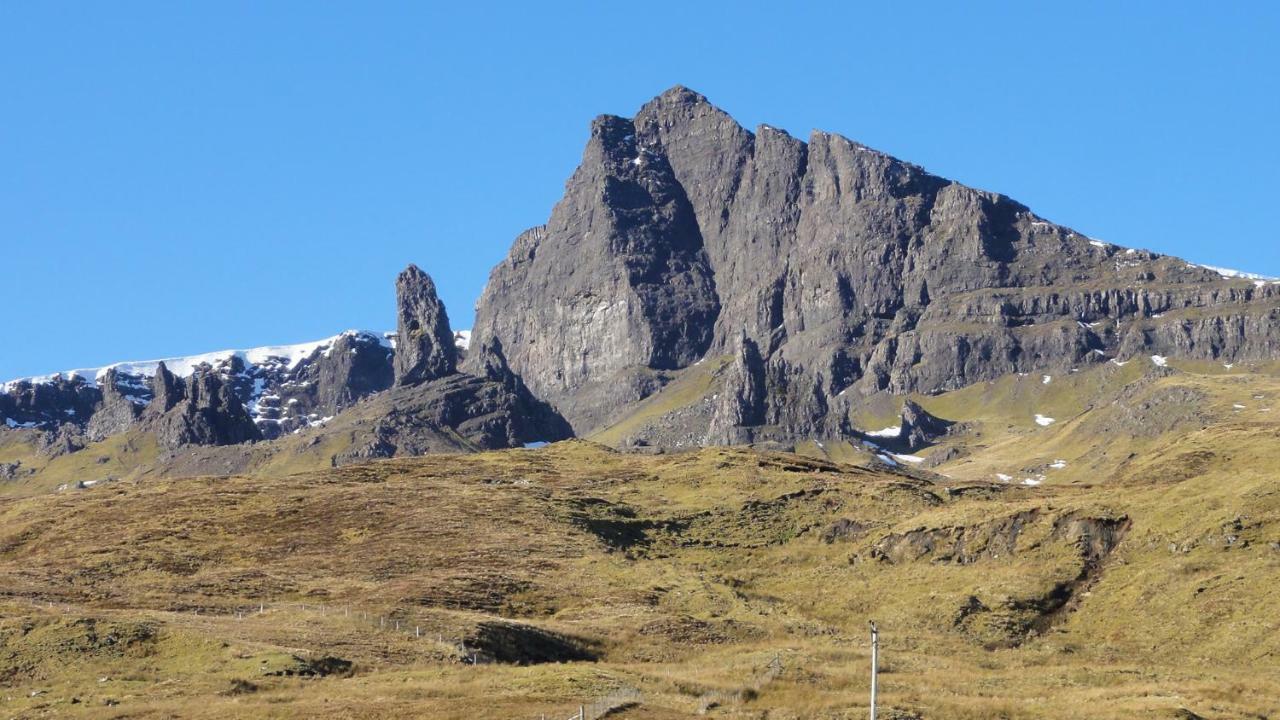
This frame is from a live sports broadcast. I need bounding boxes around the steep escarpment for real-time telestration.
[0,264,569,464]
[471,86,1280,444]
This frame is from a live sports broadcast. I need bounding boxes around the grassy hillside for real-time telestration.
[2,434,1279,718]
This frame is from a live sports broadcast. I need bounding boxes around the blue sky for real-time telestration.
[2,2,1277,379]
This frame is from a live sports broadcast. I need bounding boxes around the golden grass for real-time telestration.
[4,363,1280,717]
[1,423,1278,717]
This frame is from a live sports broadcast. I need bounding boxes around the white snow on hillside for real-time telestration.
[1034,414,1056,426]
[1,330,392,392]
[1195,264,1278,282]
[865,426,901,438]
[453,330,472,350]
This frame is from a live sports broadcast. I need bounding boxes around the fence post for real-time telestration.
[870,620,879,720]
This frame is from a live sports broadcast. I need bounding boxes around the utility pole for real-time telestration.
[869,620,879,720]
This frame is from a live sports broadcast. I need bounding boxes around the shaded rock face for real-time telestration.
[144,364,262,450]
[707,332,766,444]
[898,400,955,451]
[465,112,721,432]
[472,85,1280,442]
[1,332,398,446]
[85,369,148,442]
[394,265,457,385]
[0,375,100,430]
[266,332,396,430]
[335,369,573,465]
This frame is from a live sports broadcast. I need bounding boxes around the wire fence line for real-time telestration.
[538,654,782,719]
[539,687,643,720]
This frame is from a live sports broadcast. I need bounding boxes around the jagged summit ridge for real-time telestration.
[470,85,1280,444]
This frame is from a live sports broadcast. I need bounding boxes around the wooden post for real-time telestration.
[870,621,879,720]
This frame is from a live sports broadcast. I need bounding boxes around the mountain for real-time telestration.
[469,86,1280,448]
[1,331,396,447]
[3,87,1280,719]
[4,85,1280,469]
[0,265,569,474]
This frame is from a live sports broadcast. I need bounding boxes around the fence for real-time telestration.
[540,688,643,720]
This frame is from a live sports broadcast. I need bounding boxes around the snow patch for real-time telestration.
[1049,460,1068,469]
[1042,375,1052,385]
[865,426,902,438]
[2,331,389,390]
[996,473,1013,482]
[1034,414,1056,426]
[1150,355,1169,367]
[1196,264,1277,282]
[453,330,472,351]
[891,454,924,464]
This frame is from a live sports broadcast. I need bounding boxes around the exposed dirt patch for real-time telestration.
[870,510,1041,564]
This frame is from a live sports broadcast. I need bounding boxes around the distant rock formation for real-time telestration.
[394,264,458,385]
[898,400,955,451]
[470,85,1280,445]
[144,364,261,449]
[7,87,1280,460]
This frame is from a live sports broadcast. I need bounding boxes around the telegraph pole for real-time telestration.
[869,620,879,720]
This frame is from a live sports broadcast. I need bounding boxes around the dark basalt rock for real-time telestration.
[0,374,100,431]
[470,86,1280,445]
[708,331,767,444]
[86,368,147,442]
[898,400,955,451]
[143,365,261,450]
[394,264,458,385]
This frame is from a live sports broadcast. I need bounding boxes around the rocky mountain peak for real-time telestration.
[394,264,457,386]
[470,86,1280,445]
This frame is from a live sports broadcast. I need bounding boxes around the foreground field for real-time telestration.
[3,416,1280,719]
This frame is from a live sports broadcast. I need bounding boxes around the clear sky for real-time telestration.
[2,2,1277,379]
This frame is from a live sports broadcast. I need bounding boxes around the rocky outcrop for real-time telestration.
[470,86,1280,444]
[85,369,148,441]
[707,332,766,444]
[144,366,261,450]
[465,112,721,432]
[898,400,954,451]
[0,375,100,430]
[394,265,457,385]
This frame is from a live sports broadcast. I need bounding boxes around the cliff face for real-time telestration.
[5,87,1278,457]
[470,86,1280,442]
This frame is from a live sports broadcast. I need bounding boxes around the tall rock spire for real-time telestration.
[393,264,457,385]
